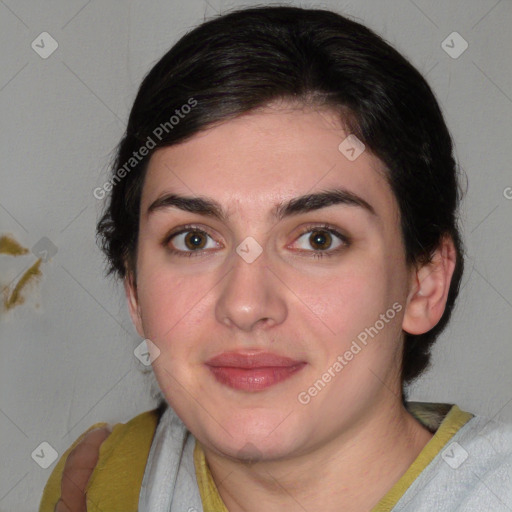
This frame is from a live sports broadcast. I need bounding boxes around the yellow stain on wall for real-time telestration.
[1,234,43,311]
[0,234,29,256]
[3,259,42,310]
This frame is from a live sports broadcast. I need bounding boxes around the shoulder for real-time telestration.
[396,411,512,510]
[459,413,512,462]
[104,406,161,446]
[38,407,163,512]
[433,414,512,508]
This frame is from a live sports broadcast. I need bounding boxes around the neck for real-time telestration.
[202,401,433,512]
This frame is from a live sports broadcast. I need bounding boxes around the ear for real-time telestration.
[402,235,457,335]
[124,272,145,338]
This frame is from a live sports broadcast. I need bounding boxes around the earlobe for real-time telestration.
[124,273,145,338]
[402,236,457,335]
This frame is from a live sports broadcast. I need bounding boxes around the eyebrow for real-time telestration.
[147,187,377,222]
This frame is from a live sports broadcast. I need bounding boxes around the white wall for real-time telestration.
[0,1,511,510]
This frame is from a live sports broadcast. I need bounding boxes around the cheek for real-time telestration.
[298,264,405,410]
[138,274,205,339]
[135,272,210,400]
[135,260,218,373]
[298,256,405,381]
[304,260,392,338]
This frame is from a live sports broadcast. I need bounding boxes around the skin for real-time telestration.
[117,101,455,511]
[55,427,111,512]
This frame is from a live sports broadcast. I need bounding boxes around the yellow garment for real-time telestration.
[39,408,159,512]
[39,403,473,512]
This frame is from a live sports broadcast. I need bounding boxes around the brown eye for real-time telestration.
[167,228,219,256]
[292,225,349,259]
[308,230,333,250]
[183,231,207,250]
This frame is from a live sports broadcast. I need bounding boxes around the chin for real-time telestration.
[216,435,296,463]
[201,412,305,462]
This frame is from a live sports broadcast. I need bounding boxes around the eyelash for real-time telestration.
[161,223,350,259]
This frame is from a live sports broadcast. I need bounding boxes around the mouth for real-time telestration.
[205,351,307,391]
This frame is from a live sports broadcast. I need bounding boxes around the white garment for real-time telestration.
[139,403,512,511]
[138,406,203,512]
[391,413,512,511]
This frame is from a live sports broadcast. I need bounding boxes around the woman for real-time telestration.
[40,5,512,511]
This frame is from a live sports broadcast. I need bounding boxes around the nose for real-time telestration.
[215,244,287,333]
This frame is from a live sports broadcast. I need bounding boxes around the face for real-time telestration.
[126,102,415,462]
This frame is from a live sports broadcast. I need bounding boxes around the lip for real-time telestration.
[206,351,304,368]
[205,351,306,391]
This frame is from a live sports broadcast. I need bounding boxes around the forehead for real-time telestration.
[140,105,397,224]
